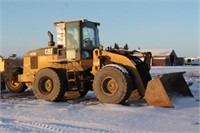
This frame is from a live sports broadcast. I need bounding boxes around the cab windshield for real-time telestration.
[81,22,100,50]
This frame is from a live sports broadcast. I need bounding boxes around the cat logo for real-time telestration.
[45,48,53,55]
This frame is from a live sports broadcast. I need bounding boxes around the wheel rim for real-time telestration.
[101,76,118,96]
[39,77,53,94]
[8,80,20,88]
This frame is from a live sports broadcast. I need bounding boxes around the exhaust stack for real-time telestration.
[48,31,55,46]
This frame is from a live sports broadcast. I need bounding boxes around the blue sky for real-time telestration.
[0,0,199,57]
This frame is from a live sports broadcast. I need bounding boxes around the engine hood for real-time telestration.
[24,46,59,57]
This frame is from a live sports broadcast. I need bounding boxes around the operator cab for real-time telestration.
[54,19,100,61]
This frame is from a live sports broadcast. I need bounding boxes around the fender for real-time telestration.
[91,49,146,97]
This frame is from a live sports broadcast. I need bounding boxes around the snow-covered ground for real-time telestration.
[0,66,199,133]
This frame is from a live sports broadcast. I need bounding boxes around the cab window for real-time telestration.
[66,22,80,60]
[81,23,100,59]
[66,23,80,49]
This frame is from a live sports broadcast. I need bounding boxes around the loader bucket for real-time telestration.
[145,72,193,108]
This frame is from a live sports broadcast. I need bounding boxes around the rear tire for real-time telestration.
[6,80,27,93]
[6,67,27,93]
[33,68,66,102]
[93,66,132,104]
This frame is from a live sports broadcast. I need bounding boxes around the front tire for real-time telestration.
[33,68,66,102]
[93,66,132,104]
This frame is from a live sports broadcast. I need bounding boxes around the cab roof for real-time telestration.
[54,19,100,26]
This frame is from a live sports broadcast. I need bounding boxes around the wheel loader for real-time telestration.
[0,19,193,107]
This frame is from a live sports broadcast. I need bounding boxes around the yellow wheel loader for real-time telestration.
[1,19,193,107]
[0,54,27,92]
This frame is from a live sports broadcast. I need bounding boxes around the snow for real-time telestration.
[0,66,200,133]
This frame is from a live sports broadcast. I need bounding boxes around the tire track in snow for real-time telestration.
[0,118,128,133]
[19,121,127,133]
[0,118,61,132]
[0,118,57,133]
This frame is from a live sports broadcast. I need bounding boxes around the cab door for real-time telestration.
[66,22,81,61]
[81,22,100,59]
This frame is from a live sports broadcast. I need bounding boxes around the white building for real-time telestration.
[184,57,200,66]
